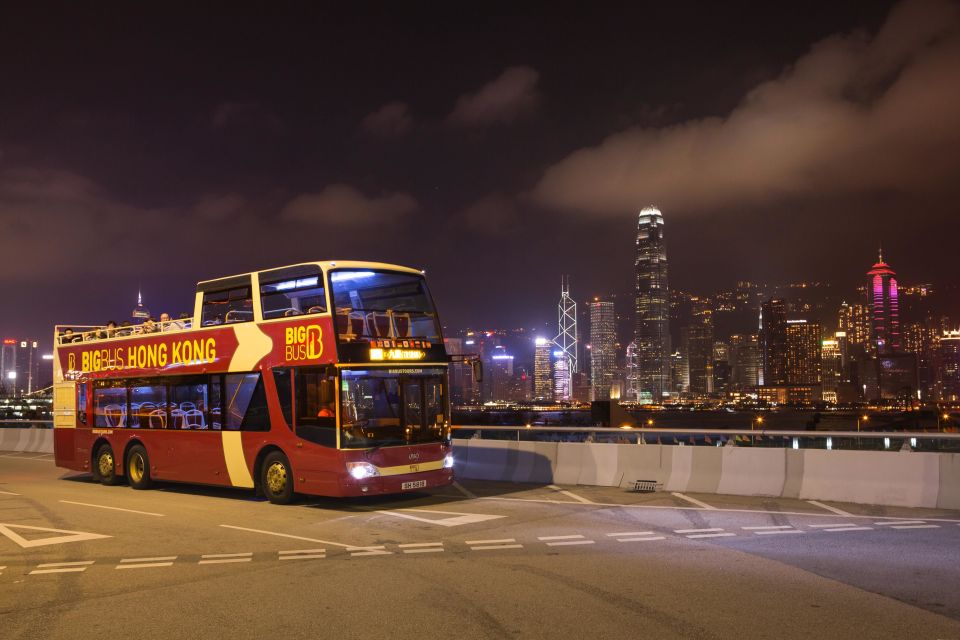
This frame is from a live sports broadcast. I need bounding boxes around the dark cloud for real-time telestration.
[447,66,541,126]
[452,194,522,234]
[280,184,417,226]
[361,101,413,137]
[533,0,960,215]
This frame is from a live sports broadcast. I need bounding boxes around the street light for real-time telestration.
[939,412,950,432]
[857,414,868,433]
[646,418,654,427]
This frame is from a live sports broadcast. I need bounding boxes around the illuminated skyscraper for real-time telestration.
[785,320,822,385]
[552,349,571,401]
[634,206,671,402]
[868,250,900,354]
[533,338,553,401]
[760,299,788,386]
[0,338,41,396]
[589,300,616,400]
[936,330,960,402]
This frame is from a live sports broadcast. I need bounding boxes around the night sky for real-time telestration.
[2,0,959,345]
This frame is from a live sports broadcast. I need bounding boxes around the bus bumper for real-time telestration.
[337,467,454,497]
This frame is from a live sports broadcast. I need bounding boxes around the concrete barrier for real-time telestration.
[0,427,53,454]
[453,439,960,510]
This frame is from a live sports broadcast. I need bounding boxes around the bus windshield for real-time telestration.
[330,270,441,343]
[339,369,448,449]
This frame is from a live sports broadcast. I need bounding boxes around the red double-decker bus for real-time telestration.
[52,261,454,503]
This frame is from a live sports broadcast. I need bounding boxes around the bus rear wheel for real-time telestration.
[126,444,153,490]
[261,451,294,505]
[95,444,120,486]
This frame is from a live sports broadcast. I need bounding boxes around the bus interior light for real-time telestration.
[330,271,376,282]
[347,461,380,480]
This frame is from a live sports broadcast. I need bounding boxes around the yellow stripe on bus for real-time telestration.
[221,431,255,488]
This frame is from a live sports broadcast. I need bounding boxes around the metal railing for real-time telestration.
[451,425,960,452]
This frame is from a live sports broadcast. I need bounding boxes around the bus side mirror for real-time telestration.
[471,359,483,384]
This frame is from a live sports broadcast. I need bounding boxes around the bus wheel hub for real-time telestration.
[266,463,286,493]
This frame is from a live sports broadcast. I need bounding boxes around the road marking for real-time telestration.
[548,485,594,504]
[30,560,94,575]
[742,525,794,530]
[545,540,595,547]
[59,500,164,517]
[466,538,523,551]
[219,524,355,548]
[807,500,854,516]
[278,549,325,560]
[538,535,585,541]
[452,481,477,499]
[754,529,803,535]
[823,527,873,532]
[0,523,111,548]
[399,542,444,554]
[470,544,524,550]
[890,524,940,530]
[807,523,858,528]
[674,528,724,534]
[0,490,21,496]
[375,508,507,527]
[606,531,655,537]
[0,454,53,462]
[117,556,176,569]
[617,536,666,542]
[347,546,391,557]
[687,533,737,539]
[874,520,926,526]
[199,552,252,564]
[671,492,716,509]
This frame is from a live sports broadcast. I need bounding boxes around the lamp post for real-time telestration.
[939,412,950,432]
[857,414,868,433]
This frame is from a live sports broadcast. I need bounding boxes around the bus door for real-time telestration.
[53,381,78,466]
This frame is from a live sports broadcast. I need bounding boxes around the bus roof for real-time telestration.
[196,260,424,290]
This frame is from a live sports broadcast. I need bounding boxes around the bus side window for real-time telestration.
[202,286,252,326]
[294,367,336,447]
[273,368,293,429]
[224,373,269,432]
[78,383,87,426]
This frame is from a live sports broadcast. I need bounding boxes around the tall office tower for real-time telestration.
[685,304,714,396]
[554,276,578,374]
[760,299,788,385]
[624,341,640,401]
[589,300,616,400]
[552,349,571,401]
[868,250,900,353]
[838,301,872,351]
[729,334,760,389]
[0,338,41,397]
[488,346,515,402]
[533,338,553,401]
[785,320,822,385]
[132,290,150,321]
[936,329,960,402]
[634,206,671,402]
[821,336,842,402]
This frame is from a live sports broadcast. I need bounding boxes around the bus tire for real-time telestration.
[261,451,294,505]
[95,444,120,486]
[126,444,153,490]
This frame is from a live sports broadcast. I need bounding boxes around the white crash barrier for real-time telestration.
[452,439,960,510]
[0,427,53,454]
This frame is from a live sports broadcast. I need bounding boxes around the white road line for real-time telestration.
[606,531,655,537]
[59,500,164,517]
[30,560,95,575]
[278,549,326,560]
[452,481,477,499]
[742,525,794,530]
[617,536,666,542]
[465,538,516,545]
[348,546,392,557]
[674,528,724,534]
[398,542,443,548]
[671,492,716,510]
[199,558,251,564]
[687,533,737,539]
[891,524,940,530]
[807,523,858,528]
[807,500,854,516]
[754,530,804,535]
[824,527,873,532]
[201,553,253,559]
[219,524,355,548]
[470,544,524,550]
[0,490,21,496]
[279,549,326,554]
[120,556,177,563]
[874,521,926,526]
[537,535,585,541]
[548,485,594,504]
[199,553,253,564]
[546,540,595,547]
[116,562,174,569]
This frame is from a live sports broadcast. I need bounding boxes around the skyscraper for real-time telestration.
[868,250,900,353]
[533,338,553,401]
[785,320,822,385]
[589,300,616,401]
[634,206,670,402]
[1,338,41,397]
[760,299,788,386]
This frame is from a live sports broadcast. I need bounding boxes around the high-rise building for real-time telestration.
[487,346,515,402]
[821,336,842,403]
[552,349,571,401]
[838,301,871,351]
[729,334,760,390]
[785,320,822,385]
[634,206,671,402]
[533,338,553,401]
[936,329,960,402]
[868,250,900,354]
[589,300,616,400]
[685,302,714,396]
[760,299,788,386]
[0,338,41,397]
[554,276,578,374]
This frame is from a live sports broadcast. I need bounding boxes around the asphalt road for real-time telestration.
[2,450,960,640]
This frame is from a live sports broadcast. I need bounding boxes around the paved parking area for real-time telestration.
[2,451,960,639]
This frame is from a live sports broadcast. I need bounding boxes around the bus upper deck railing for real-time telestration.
[55,319,195,345]
[451,425,960,452]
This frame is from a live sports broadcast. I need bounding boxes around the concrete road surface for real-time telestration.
[2,451,959,639]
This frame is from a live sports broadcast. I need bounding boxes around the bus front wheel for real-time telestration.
[261,451,294,505]
[126,444,153,490]
[95,444,120,486]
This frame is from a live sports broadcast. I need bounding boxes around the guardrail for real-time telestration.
[0,419,53,429]
[450,425,960,452]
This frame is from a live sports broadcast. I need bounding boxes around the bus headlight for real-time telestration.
[443,453,454,469]
[346,461,380,480]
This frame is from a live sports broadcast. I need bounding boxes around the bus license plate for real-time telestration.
[402,480,427,490]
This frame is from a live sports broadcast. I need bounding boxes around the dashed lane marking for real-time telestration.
[538,535,586,541]
[674,528,724,534]
[466,538,523,551]
[548,485,594,504]
[742,526,794,530]
[823,527,874,532]
[754,529,803,535]
[546,540,595,547]
[874,521,926,526]
[30,560,95,575]
[807,523,859,528]
[117,556,177,570]
[890,524,940,530]
[219,524,355,548]
[671,493,717,510]
[606,531,655,537]
[687,533,737,539]
[0,490,20,496]
[59,500,164,517]
[807,500,854,517]
[199,553,252,565]
[348,546,391,557]
[399,542,444,554]
[617,536,666,542]
[278,549,326,560]
[538,534,595,546]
